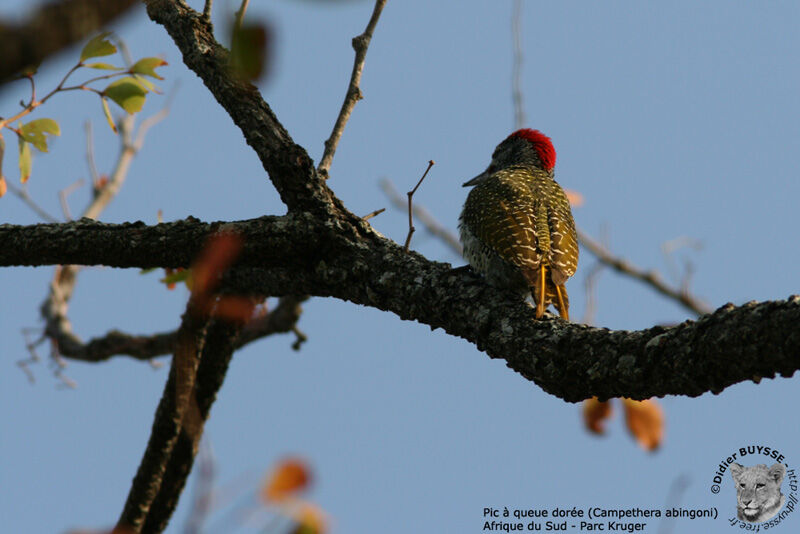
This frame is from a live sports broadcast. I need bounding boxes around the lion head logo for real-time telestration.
[730,462,786,523]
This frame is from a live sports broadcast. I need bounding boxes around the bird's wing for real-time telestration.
[543,181,579,285]
[463,171,543,277]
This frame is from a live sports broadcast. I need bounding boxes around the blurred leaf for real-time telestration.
[20,118,61,152]
[18,135,31,183]
[622,398,664,451]
[0,135,5,187]
[0,175,6,198]
[214,296,256,323]
[20,61,41,77]
[80,32,117,62]
[192,232,244,296]
[565,189,584,207]
[101,97,117,133]
[85,62,122,70]
[582,397,613,434]
[130,57,167,80]
[161,268,190,288]
[103,77,147,113]
[131,75,161,95]
[262,457,311,503]
[230,21,272,82]
[289,502,328,534]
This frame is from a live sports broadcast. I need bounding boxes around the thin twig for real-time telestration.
[6,182,59,222]
[581,261,605,326]
[202,0,213,21]
[511,0,525,129]
[58,178,85,220]
[380,179,463,255]
[577,229,712,316]
[85,121,100,188]
[361,207,385,221]
[233,0,250,33]
[403,160,435,252]
[317,0,387,178]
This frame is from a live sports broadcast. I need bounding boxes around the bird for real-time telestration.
[458,128,578,320]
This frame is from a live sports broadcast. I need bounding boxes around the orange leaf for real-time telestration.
[565,189,584,207]
[622,398,664,451]
[0,175,6,198]
[192,232,243,296]
[582,397,613,434]
[262,458,311,503]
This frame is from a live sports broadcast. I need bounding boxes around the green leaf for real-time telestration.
[18,135,32,183]
[130,57,167,80]
[140,267,158,275]
[101,97,117,133]
[80,32,116,62]
[85,62,121,70]
[20,118,61,152]
[103,77,147,114]
[160,269,190,285]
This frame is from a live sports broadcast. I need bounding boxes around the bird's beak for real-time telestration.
[462,169,488,187]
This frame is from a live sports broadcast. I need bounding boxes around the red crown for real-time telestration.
[509,129,556,170]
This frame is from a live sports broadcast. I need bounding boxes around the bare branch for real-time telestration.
[117,304,241,533]
[361,207,385,221]
[381,178,462,255]
[85,121,101,188]
[317,0,388,178]
[6,182,59,223]
[403,160,435,252]
[233,0,250,33]
[58,178,85,220]
[511,0,525,129]
[577,228,713,316]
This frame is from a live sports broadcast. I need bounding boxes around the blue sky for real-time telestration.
[2,1,799,532]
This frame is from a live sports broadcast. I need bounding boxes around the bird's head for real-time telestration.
[463,128,556,187]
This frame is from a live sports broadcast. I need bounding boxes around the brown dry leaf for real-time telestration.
[622,398,664,451]
[565,189,584,207]
[582,397,613,434]
[262,457,311,503]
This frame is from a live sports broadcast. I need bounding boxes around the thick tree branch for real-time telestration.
[0,0,138,84]
[118,305,243,533]
[2,218,798,402]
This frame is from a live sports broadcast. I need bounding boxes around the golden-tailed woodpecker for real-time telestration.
[459,129,578,320]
